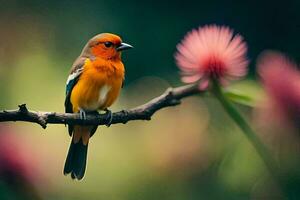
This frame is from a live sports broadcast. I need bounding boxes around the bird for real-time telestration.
[63,33,133,180]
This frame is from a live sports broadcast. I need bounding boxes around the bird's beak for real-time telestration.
[116,42,133,51]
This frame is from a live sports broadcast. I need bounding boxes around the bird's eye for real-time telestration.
[104,42,113,48]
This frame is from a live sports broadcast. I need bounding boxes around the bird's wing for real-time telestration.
[65,57,86,136]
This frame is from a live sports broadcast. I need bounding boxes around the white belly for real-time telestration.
[98,85,111,106]
[81,84,111,111]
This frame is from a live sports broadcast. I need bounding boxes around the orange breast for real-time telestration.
[70,58,124,112]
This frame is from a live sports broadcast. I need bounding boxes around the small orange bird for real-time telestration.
[64,33,132,180]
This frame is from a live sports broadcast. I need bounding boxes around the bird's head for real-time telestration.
[83,33,133,60]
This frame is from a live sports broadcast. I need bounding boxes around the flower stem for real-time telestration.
[212,82,285,194]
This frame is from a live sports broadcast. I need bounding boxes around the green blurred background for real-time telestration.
[0,0,299,199]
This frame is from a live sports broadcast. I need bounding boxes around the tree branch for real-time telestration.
[0,84,201,129]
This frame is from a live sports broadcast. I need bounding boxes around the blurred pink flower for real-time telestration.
[0,126,43,199]
[255,51,300,171]
[175,25,248,89]
[258,51,300,129]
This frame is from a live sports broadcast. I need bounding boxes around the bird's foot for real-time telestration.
[104,109,113,127]
[79,108,87,120]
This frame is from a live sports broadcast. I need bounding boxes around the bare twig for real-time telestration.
[0,84,201,129]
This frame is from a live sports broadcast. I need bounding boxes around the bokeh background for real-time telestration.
[0,0,299,199]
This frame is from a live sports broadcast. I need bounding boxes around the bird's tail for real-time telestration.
[63,126,90,180]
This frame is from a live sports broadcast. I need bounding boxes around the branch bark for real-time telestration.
[0,84,201,129]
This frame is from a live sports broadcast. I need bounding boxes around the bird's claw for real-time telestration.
[79,108,87,120]
[104,109,113,127]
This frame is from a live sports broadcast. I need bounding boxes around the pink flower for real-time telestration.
[257,51,300,129]
[175,25,248,89]
[0,125,44,199]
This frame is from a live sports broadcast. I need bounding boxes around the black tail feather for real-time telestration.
[64,138,88,180]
